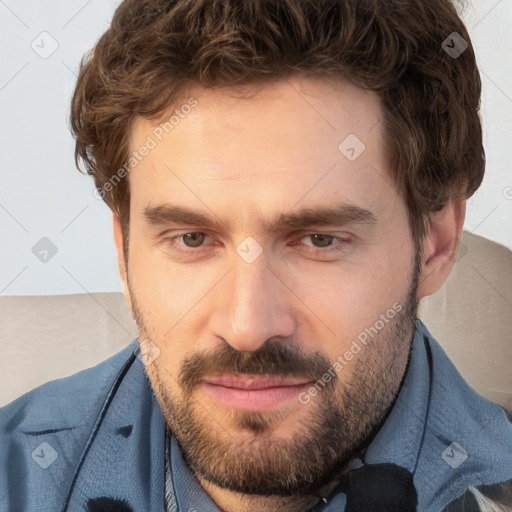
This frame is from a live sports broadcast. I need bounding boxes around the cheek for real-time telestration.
[127,249,190,352]
[130,238,212,318]
[291,247,413,354]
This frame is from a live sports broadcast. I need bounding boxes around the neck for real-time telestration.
[197,480,320,512]
[196,459,361,512]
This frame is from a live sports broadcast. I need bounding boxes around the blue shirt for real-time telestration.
[1,320,511,511]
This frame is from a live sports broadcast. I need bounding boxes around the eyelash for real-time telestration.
[164,232,351,255]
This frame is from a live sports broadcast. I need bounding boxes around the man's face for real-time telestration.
[123,76,419,495]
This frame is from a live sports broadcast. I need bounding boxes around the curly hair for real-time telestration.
[70,0,484,254]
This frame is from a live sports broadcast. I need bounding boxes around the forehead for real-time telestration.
[130,75,383,155]
[127,76,396,227]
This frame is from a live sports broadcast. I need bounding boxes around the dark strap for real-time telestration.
[332,462,418,512]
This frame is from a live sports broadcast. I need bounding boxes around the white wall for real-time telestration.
[0,0,511,296]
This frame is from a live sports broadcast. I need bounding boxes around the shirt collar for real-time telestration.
[363,319,432,472]
[168,433,223,511]
[167,319,433,511]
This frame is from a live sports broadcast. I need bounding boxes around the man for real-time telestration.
[1,0,511,511]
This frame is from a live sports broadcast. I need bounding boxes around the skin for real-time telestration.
[112,75,465,512]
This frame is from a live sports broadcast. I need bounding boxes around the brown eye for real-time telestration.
[307,234,335,248]
[289,233,353,259]
[181,232,207,247]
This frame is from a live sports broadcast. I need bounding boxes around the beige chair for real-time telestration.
[1,231,511,412]
[0,293,138,407]
[419,231,512,412]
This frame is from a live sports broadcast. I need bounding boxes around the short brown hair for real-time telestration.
[70,0,484,254]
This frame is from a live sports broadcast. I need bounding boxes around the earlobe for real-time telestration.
[112,213,134,317]
[417,199,466,299]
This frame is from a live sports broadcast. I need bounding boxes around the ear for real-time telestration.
[113,213,134,317]
[417,198,466,299]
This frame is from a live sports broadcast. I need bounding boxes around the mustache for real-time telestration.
[178,339,335,396]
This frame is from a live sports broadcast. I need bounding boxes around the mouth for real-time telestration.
[201,375,313,411]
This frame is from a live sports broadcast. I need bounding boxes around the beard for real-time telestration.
[129,251,421,497]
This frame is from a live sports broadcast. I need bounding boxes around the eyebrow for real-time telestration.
[143,203,377,232]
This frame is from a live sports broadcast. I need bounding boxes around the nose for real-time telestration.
[208,251,296,352]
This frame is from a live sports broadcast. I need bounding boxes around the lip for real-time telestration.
[203,375,311,389]
[201,375,312,411]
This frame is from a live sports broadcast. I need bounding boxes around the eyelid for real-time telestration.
[290,233,352,249]
[165,230,352,254]
[166,231,216,253]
